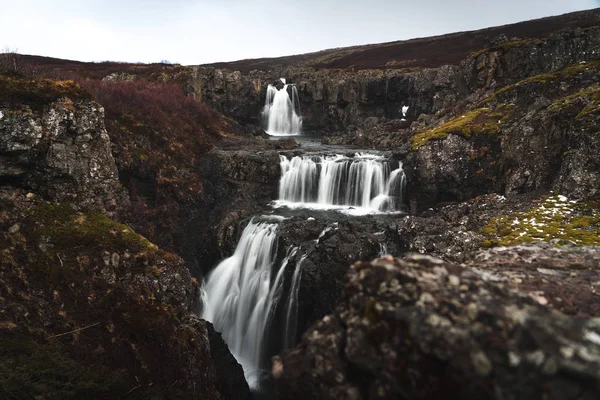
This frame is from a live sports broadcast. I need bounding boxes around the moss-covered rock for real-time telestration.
[481,194,600,247]
[0,191,228,399]
[411,104,515,149]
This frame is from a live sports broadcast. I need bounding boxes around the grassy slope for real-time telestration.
[204,8,600,72]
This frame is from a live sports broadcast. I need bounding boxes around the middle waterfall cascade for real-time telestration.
[261,78,302,136]
[200,220,304,389]
[278,154,406,212]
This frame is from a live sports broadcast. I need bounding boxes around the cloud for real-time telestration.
[1,0,597,64]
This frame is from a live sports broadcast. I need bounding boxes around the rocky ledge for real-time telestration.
[273,247,600,399]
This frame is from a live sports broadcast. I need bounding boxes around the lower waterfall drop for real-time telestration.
[200,219,302,389]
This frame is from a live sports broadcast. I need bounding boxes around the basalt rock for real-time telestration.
[0,100,126,214]
[192,149,281,276]
[273,250,600,399]
[272,214,401,345]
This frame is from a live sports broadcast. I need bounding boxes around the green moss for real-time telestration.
[471,38,536,58]
[411,105,514,149]
[481,195,600,247]
[547,85,600,118]
[32,203,151,252]
[0,75,90,109]
[561,60,600,78]
[482,73,557,105]
[26,203,154,278]
[364,298,379,323]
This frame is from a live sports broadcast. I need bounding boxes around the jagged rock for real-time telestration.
[273,214,400,343]
[0,100,126,213]
[205,319,252,400]
[273,250,600,399]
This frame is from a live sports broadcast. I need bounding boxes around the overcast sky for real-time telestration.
[1,0,598,65]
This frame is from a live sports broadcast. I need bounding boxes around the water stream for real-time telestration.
[262,78,302,136]
[200,151,406,389]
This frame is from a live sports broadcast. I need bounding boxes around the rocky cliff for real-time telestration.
[189,26,600,212]
[0,73,250,399]
[189,25,599,136]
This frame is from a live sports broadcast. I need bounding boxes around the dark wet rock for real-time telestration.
[191,150,281,276]
[272,137,300,150]
[205,320,252,400]
[274,214,401,342]
[273,250,600,399]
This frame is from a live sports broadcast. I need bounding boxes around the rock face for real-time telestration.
[271,214,400,347]
[191,149,281,276]
[190,27,599,136]
[0,99,125,213]
[273,250,600,399]
[0,78,251,399]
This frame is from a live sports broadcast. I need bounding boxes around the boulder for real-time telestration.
[273,250,600,399]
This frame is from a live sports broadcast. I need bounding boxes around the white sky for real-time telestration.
[1,0,598,65]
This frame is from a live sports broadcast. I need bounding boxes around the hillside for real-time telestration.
[204,8,600,72]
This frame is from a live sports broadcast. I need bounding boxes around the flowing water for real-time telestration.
[278,154,406,212]
[262,78,302,136]
[201,151,406,390]
[200,220,303,388]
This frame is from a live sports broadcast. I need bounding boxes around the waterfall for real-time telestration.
[278,154,406,212]
[261,79,302,136]
[200,220,304,389]
[283,254,306,349]
[378,243,389,257]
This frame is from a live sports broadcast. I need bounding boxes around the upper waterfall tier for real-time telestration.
[261,80,302,136]
[278,154,406,212]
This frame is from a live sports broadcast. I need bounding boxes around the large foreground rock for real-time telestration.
[273,249,600,399]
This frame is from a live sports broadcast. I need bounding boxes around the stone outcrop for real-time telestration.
[270,214,400,346]
[0,99,125,214]
[273,250,600,399]
[191,149,281,275]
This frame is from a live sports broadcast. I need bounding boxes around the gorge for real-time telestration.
[1,7,600,400]
[200,150,407,389]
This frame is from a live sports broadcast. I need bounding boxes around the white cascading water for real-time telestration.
[278,154,406,211]
[282,254,306,349]
[262,78,302,136]
[200,221,304,389]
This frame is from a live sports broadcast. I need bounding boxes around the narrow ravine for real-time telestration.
[200,147,407,390]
